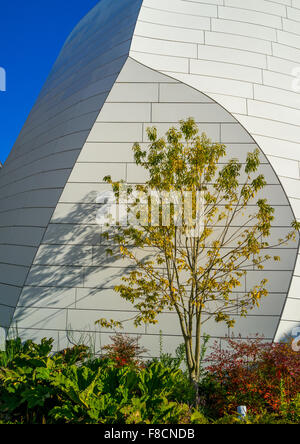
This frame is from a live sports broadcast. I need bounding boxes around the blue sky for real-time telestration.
[0,0,99,164]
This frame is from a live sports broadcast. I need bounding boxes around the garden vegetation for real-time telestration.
[0,334,299,424]
[1,119,299,424]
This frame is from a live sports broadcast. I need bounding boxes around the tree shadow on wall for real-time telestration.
[11,191,152,348]
[10,189,300,353]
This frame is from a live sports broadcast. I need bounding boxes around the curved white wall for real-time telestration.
[11,57,297,355]
[130,0,300,341]
[0,0,299,353]
[0,0,143,330]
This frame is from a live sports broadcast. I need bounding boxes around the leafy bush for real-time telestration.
[205,336,300,418]
[58,344,90,365]
[0,338,63,423]
[155,343,186,372]
[0,337,195,424]
[50,359,201,424]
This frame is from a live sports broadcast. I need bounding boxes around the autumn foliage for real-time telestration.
[206,336,300,415]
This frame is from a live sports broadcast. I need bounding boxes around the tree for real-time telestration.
[97,118,300,392]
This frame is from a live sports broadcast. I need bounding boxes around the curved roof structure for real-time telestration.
[0,0,299,354]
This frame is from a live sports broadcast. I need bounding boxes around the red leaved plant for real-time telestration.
[102,333,147,369]
[206,336,300,415]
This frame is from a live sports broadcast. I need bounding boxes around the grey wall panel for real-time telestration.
[0,171,72,201]
[0,190,64,213]
[0,246,37,267]
[0,284,21,308]
[0,227,45,248]
[0,264,29,287]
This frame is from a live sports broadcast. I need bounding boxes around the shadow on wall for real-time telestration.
[10,191,151,350]
[7,188,300,352]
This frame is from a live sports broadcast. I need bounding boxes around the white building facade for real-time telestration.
[0,0,299,355]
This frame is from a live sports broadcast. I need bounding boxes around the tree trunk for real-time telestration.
[184,314,203,407]
[184,338,201,407]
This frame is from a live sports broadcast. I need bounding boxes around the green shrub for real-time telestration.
[0,337,195,424]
